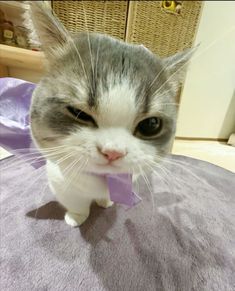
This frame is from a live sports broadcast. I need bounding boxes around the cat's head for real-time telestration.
[27,2,194,175]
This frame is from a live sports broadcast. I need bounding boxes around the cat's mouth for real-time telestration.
[91,162,129,174]
[95,161,120,168]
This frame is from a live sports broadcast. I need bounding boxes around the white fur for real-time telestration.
[42,77,156,227]
[46,123,154,227]
[47,160,113,226]
[97,79,137,128]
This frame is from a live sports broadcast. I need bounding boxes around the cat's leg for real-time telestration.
[64,198,91,227]
[96,199,114,209]
[47,161,111,224]
[48,179,91,227]
[63,197,92,227]
[64,209,89,227]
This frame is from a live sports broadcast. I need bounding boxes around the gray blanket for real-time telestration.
[1,155,235,291]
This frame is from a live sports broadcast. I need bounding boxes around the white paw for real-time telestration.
[96,199,114,209]
[64,212,88,227]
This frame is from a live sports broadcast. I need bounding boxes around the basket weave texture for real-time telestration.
[52,1,203,57]
[52,0,128,40]
[126,1,203,57]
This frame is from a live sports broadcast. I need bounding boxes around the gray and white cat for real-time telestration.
[27,2,193,227]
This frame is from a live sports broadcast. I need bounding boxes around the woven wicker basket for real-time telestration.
[126,1,203,57]
[52,1,203,57]
[52,0,128,40]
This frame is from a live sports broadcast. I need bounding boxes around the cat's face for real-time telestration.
[28,3,192,175]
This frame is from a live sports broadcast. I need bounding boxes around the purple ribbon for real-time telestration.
[106,174,141,206]
[0,77,141,207]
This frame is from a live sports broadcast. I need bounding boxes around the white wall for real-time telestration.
[176,1,235,139]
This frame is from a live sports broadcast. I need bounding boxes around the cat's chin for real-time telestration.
[86,163,133,175]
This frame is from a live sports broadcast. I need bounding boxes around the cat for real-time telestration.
[26,2,194,227]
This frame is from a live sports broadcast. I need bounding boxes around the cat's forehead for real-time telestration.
[60,34,167,108]
[95,77,138,127]
[44,33,173,126]
[62,33,165,91]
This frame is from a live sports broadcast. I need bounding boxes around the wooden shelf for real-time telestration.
[0,1,29,11]
[0,44,45,71]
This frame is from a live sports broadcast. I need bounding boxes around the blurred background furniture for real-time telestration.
[0,0,203,80]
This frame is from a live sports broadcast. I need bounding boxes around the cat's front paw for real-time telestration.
[96,199,114,209]
[64,212,89,227]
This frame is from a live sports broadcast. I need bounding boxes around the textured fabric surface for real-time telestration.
[1,155,235,291]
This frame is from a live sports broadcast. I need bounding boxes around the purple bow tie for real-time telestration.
[0,77,141,207]
[106,173,141,207]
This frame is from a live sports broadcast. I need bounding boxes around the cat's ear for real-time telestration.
[24,1,69,58]
[163,46,198,86]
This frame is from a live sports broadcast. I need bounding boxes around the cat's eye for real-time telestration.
[135,117,162,138]
[67,106,96,125]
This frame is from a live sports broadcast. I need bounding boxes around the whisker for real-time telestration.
[95,36,101,81]
[142,59,172,101]
[0,144,95,172]
[62,156,88,195]
[142,160,169,185]
[138,164,155,219]
[150,154,221,194]
[33,151,76,219]
[68,37,90,90]
[20,165,47,204]
[0,144,67,155]
[145,159,180,194]
[0,148,67,171]
[131,166,140,196]
[81,1,95,97]
[160,155,207,174]
[153,27,235,99]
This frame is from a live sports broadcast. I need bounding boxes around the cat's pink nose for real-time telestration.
[101,149,125,161]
